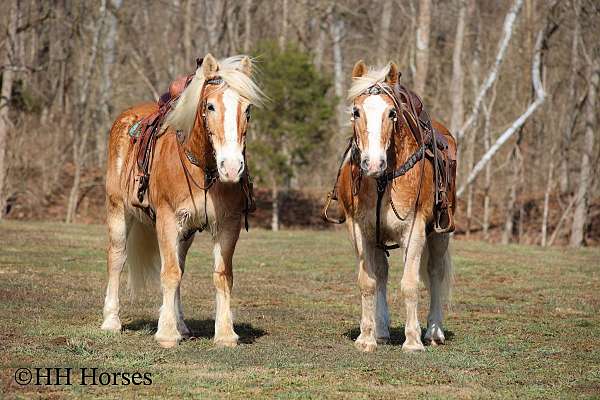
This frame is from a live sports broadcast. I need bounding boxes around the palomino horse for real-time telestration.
[327,61,455,352]
[101,54,264,348]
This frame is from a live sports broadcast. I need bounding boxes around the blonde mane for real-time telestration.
[163,55,265,137]
[347,64,392,101]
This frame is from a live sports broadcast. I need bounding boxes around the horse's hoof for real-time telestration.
[355,336,377,352]
[157,339,179,349]
[402,342,425,352]
[155,332,181,348]
[424,325,445,346]
[178,325,191,339]
[376,336,390,345]
[214,336,239,348]
[100,317,121,333]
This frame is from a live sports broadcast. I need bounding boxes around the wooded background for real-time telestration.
[0,0,598,246]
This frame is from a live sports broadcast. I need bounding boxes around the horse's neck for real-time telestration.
[185,113,214,170]
[392,125,419,168]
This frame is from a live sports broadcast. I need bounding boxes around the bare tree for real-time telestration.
[413,0,431,95]
[457,13,553,197]
[570,46,599,247]
[456,0,524,141]
[377,0,393,65]
[328,4,346,129]
[243,0,253,52]
[450,0,468,135]
[65,1,107,223]
[0,0,18,220]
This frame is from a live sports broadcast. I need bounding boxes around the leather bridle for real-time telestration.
[322,82,427,257]
[176,76,254,238]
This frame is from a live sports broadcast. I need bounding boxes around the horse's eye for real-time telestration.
[352,107,360,119]
[389,109,397,119]
[207,103,215,112]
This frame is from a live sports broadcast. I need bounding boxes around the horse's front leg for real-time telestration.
[401,216,427,352]
[212,222,241,347]
[155,210,184,348]
[351,223,379,352]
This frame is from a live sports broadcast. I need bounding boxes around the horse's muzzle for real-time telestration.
[361,155,387,177]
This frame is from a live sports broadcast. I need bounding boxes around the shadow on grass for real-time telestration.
[124,319,267,344]
[344,326,454,346]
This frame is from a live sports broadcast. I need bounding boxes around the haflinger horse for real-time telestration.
[325,60,455,352]
[101,54,264,348]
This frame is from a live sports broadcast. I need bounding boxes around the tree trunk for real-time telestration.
[377,0,393,65]
[482,86,497,241]
[98,0,121,167]
[541,148,555,247]
[313,17,326,71]
[502,142,521,245]
[183,0,193,64]
[0,0,18,220]
[279,0,288,51]
[559,1,580,194]
[413,0,431,95]
[450,0,467,135]
[569,50,599,247]
[243,0,253,53]
[271,178,279,231]
[328,7,345,130]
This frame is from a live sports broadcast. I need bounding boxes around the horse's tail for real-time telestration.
[127,222,161,298]
[420,234,453,305]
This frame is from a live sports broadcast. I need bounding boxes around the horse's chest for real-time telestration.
[175,189,243,234]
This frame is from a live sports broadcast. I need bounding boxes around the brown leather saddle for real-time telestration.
[129,74,194,212]
[394,83,457,234]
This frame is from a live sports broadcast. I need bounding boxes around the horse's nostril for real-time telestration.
[361,157,369,170]
[237,161,245,174]
[379,159,386,170]
[219,160,225,169]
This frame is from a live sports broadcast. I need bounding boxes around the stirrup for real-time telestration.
[321,191,345,224]
[433,207,455,234]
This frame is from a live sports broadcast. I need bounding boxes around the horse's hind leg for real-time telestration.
[374,249,390,344]
[175,236,194,338]
[212,224,240,347]
[424,233,451,345]
[101,203,130,332]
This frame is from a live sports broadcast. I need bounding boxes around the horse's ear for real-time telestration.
[238,56,252,76]
[385,62,399,86]
[202,53,219,77]
[352,60,367,78]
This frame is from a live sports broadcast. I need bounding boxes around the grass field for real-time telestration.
[0,221,599,399]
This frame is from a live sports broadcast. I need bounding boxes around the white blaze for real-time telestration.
[222,89,242,153]
[217,88,244,181]
[363,95,388,162]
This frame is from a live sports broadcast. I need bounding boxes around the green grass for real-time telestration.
[0,220,599,399]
